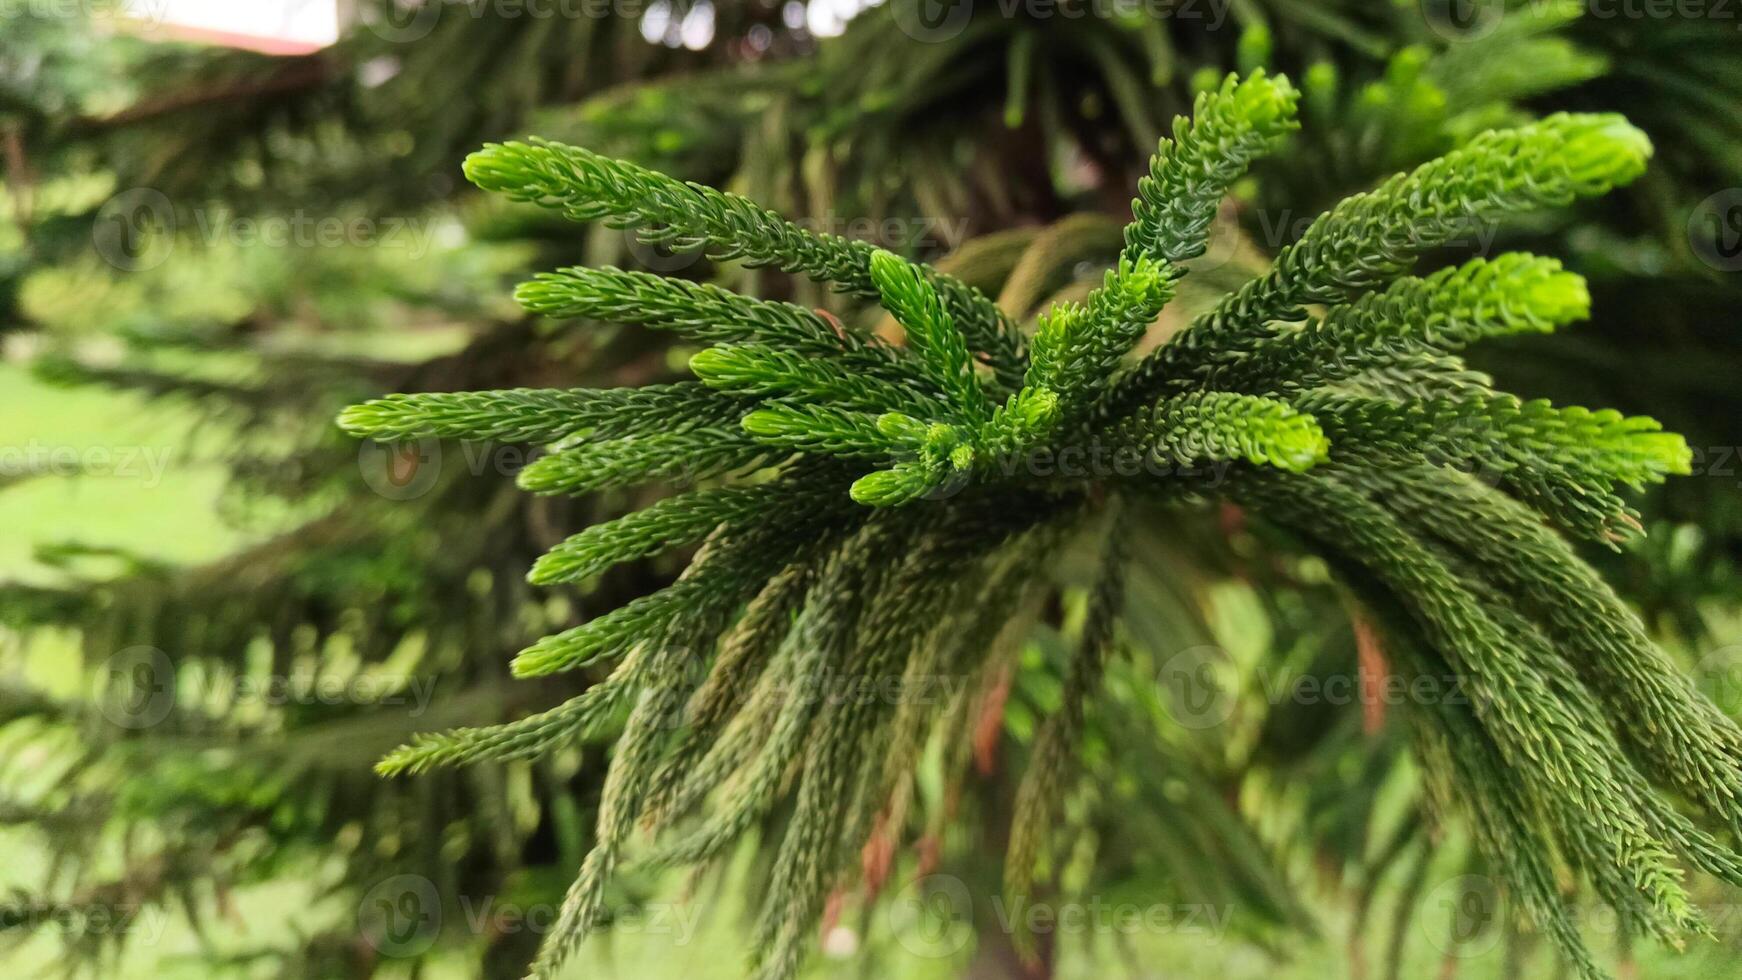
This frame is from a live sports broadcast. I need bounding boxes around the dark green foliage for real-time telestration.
[8,5,1740,977]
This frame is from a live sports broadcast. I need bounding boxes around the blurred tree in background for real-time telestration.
[2,2,1741,978]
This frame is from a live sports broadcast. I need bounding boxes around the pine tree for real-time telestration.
[342,72,1739,980]
[2,15,703,974]
[12,4,1742,976]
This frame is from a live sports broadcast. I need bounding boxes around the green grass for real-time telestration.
[0,362,290,974]
[0,361,248,583]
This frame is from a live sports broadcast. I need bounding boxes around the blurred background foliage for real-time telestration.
[2,1,1740,977]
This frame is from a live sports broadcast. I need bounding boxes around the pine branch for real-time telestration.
[690,344,936,417]
[338,79,1729,980]
[1215,253,1589,393]
[464,139,1025,387]
[1111,391,1329,473]
[1239,469,1702,952]
[516,429,776,496]
[516,265,892,358]
[337,383,744,444]
[868,249,993,424]
[1108,112,1651,412]
[1304,391,1689,484]
[1122,70,1301,265]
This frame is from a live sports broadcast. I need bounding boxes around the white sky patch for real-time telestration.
[806,0,881,38]
[150,0,340,49]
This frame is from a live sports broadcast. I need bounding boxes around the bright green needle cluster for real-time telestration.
[339,74,1734,980]
[1123,69,1301,264]
[1112,391,1329,473]
[465,137,1026,388]
[1106,110,1654,409]
[1213,253,1590,393]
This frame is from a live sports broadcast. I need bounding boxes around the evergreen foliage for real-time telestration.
[11,4,1742,977]
[341,72,1737,980]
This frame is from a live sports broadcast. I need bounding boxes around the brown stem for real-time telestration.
[2,121,33,229]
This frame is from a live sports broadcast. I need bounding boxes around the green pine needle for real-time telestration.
[342,77,1727,980]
